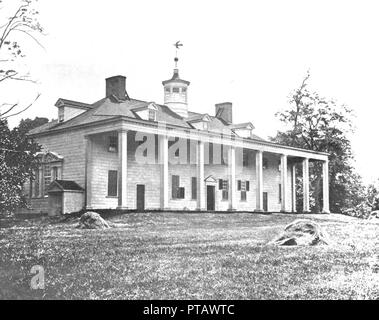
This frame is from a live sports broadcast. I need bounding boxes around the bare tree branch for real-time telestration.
[0,102,18,116]
[1,93,40,120]
[12,28,45,50]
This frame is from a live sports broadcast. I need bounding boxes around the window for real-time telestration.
[34,168,40,197]
[263,157,268,169]
[219,179,228,190]
[31,153,63,198]
[238,180,250,191]
[58,107,64,122]
[52,167,59,180]
[108,170,118,197]
[238,180,249,201]
[109,136,118,152]
[173,87,180,93]
[209,143,213,164]
[170,137,179,157]
[178,187,185,199]
[181,87,187,93]
[243,149,249,167]
[279,184,282,203]
[191,177,197,200]
[148,109,156,121]
[172,175,184,199]
[219,179,229,200]
[203,122,209,131]
[221,145,227,165]
[165,87,171,93]
[44,164,51,195]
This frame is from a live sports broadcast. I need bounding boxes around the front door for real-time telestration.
[263,192,268,212]
[207,186,215,211]
[136,185,145,211]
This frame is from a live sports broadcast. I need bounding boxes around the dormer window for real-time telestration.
[131,102,158,122]
[187,113,211,131]
[109,136,118,153]
[148,109,156,121]
[230,122,255,138]
[58,107,64,123]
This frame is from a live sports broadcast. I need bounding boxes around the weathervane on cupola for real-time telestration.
[173,40,183,68]
[162,41,190,118]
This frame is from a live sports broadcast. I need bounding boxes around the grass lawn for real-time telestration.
[0,212,378,300]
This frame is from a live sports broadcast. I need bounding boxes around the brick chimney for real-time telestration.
[215,102,233,124]
[106,75,128,101]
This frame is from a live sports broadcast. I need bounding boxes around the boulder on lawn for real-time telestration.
[369,210,379,219]
[271,219,329,246]
[77,212,110,229]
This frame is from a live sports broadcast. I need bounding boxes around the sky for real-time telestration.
[2,0,379,184]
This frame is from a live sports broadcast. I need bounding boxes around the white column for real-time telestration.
[291,163,296,213]
[117,130,128,209]
[196,140,206,210]
[322,160,330,213]
[85,136,93,209]
[255,150,263,212]
[302,158,310,213]
[280,154,288,212]
[159,134,169,210]
[228,146,236,210]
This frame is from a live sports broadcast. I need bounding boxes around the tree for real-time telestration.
[17,116,48,135]
[0,0,43,120]
[0,0,44,214]
[0,118,41,214]
[272,72,364,213]
[367,179,379,211]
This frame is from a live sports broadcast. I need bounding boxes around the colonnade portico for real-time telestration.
[85,125,330,213]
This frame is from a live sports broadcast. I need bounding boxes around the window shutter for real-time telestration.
[237,180,241,191]
[172,175,180,198]
[107,170,118,197]
[209,143,213,164]
[192,177,197,200]
[179,187,185,199]
[246,181,250,191]
[279,183,282,203]
[219,179,223,190]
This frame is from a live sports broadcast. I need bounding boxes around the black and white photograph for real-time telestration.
[0,0,378,306]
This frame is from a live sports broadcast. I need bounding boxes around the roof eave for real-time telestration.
[29,115,329,157]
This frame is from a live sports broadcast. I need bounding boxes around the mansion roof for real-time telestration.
[28,96,266,141]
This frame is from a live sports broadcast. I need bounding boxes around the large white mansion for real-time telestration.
[23,57,329,215]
